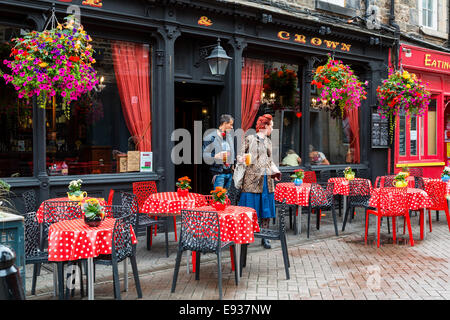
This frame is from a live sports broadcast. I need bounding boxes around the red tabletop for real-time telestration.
[274,182,312,206]
[47,218,137,262]
[36,197,108,224]
[369,188,432,211]
[195,205,260,244]
[327,177,372,196]
[140,192,206,216]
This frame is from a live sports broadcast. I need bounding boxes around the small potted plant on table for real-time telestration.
[291,169,304,186]
[176,176,191,196]
[210,187,228,211]
[81,198,105,227]
[67,179,87,201]
[344,167,355,180]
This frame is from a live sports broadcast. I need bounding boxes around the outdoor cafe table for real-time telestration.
[327,177,372,216]
[36,197,108,224]
[191,205,260,283]
[47,218,137,300]
[274,182,312,235]
[368,187,432,240]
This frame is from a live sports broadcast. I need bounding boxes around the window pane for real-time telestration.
[46,38,152,175]
[427,99,437,155]
[410,116,417,156]
[280,110,301,167]
[0,25,34,177]
[399,115,406,156]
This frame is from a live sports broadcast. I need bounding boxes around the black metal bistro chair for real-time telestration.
[307,183,339,238]
[253,199,290,280]
[121,191,169,257]
[22,190,37,214]
[94,205,142,300]
[342,179,373,231]
[275,171,298,229]
[171,209,238,300]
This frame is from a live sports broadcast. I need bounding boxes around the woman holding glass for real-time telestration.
[237,114,281,249]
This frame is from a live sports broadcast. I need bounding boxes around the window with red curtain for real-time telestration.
[42,37,152,175]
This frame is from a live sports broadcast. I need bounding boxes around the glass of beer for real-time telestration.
[222,151,228,163]
[244,153,251,166]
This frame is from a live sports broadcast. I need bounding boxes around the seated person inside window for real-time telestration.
[281,149,302,166]
[346,147,355,164]
[309,145,330,165]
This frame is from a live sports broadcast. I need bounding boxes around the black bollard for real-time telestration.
[0,244,25,300]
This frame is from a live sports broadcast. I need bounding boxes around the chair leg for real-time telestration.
[316,208,320,230]
[280,236,290,280]
[436,210,440,221]
[392,217,396,243]
[232,245,238,285]
[307,207,312,238]
[78,261,84,298]
[146,226,152,251]
[428,210,432,232]
[217,251,223,300]
[420,210,424,240]
[31,263,38,295]
[57,262,65,300]
[331,207,339,236]
[377,216,381,248]
[171,247,183,293]
[405,213,415,246]
[342,205,351,231]
[173,216,178,242]
[284,235,290,267]
[444,207,450,232]
[387,217,390,234]
[195,252,201,280]
[112,260,121,300]
[165,221,169,258]
[365,211,370,244]
[130,255,142,298]
[289,208,293,229]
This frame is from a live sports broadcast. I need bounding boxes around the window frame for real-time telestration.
[419,0,438,30]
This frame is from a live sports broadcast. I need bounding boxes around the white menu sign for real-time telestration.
[140,152,153,172]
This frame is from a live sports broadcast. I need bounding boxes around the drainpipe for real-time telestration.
[388,0,400,175]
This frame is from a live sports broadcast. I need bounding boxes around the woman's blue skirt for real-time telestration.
[238,175,276,219]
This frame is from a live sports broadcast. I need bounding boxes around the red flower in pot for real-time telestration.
[176,176,191,196]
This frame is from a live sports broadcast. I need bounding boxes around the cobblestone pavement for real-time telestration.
[26,208,450,300]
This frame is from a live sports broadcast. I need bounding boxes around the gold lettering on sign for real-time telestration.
[324,40,340,50]
[311,37,322,46]
[424,54,432,66]
[294,34,306,44]
[278,31,290,40]
[341,43,351,51]
[424,53,450,70]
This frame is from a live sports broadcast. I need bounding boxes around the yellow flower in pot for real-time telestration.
[344,167,355,180]
[393,173,408,188]
[67,179,87,201]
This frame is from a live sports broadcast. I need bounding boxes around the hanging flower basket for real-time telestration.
[376,69,430,143]
[0,15,98,117]
[312,55,367,118]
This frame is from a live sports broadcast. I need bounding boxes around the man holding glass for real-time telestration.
[203,114,235,189]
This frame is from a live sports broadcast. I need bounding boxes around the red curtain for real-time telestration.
[346,108,360,163]
[241,58,264,132]
[111,41,152,151]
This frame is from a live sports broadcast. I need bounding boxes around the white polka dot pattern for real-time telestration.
[47,218,137,262]
[274,182,312,206]
[328,178,372,195]
[141,192,206,216]
[369,187,432,210]
[195,205,260,244]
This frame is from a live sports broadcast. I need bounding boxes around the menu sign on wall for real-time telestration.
[371,109,389,148]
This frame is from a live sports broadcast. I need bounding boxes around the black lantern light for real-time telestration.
[205,38,232,76]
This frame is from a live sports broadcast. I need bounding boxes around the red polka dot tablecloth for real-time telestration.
[274,182,311,206]
[195,205,260,244]
[47,218,137,262]
[327,178,372,196]
[36,197,107,224]
[369,188,432,211]
[141,192,206,216]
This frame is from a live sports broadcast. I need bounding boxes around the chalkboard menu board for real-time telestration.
[371,109,389,148]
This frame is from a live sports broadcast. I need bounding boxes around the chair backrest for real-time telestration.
[119,192,139,230]
[349,179,371,196]
[111,209,135,263]
[227,182,241,206]
[303,171,317,183]
[132,181,157,210]
[319,170,331,184]
[309,183,333,208]
[24,211,41,258]
[204,195,231,206]
[279,172,292,184]
[425,180,447,209]
[414,176,425,190]
[107,189,115,205]
[373,187,408,216]
[179,209,221,253]
[409,167,423,177]
[356,168,370,179]
[42,201,83,226]
[275,199,288,235]
[375,175,396,188]
[22,190,37,214]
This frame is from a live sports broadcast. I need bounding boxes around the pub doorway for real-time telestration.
[174,82,222,194]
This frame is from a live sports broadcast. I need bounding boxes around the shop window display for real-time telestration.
[0,25,33,177]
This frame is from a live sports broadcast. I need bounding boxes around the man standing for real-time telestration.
[203,114,235,189]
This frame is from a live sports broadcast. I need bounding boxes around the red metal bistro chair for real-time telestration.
[132,181,178,242]
[365,187,414,248]
[424,180,450,233]
[303,171,317,183]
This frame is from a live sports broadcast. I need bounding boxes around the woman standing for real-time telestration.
[238,114,281,249]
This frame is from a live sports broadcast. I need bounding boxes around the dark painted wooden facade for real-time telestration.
[0,0,395,213]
